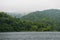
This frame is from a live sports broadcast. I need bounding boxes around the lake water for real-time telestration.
[0,32,60,40]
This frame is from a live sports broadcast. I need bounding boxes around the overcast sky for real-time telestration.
[0,0,60,13]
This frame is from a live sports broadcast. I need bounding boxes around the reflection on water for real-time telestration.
[0,32,60,40]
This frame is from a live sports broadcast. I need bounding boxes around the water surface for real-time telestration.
[0,32,60,40]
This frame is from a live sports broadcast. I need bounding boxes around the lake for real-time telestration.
[0,32,60,40]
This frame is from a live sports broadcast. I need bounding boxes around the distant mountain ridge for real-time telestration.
[6,12,24,18]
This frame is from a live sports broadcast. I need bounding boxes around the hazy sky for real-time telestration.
[0,0,60,13]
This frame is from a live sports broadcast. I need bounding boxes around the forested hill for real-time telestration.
[0,12,54,32]
[21,9,60,31]
[0,9,60,32]
[21,9,60,22]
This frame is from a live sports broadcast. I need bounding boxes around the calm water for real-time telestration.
[0,32,60,40]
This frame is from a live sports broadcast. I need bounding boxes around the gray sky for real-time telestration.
[0,0,60,13]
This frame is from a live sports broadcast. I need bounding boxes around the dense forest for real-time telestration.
[0,9,60,32]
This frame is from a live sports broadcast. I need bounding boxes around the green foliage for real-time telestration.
[21,9,60,31]
[0,9,60,32]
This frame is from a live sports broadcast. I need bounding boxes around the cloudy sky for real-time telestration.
[0,0,60,13]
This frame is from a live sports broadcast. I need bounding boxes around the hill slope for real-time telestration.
[21,9,60,23]
[21,9,60,30]
[1,9,60,32]
[1,12,53,32]
[21,9,60,21]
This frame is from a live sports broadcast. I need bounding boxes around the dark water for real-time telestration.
[0,32,60,40]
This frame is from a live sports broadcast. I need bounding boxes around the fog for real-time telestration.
[0,0,60,14]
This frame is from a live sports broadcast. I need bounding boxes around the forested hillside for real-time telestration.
[21,9,60,31]
[0,9,60,32]
[0,12,53,32]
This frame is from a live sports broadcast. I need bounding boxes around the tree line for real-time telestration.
[0,12,60,32]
